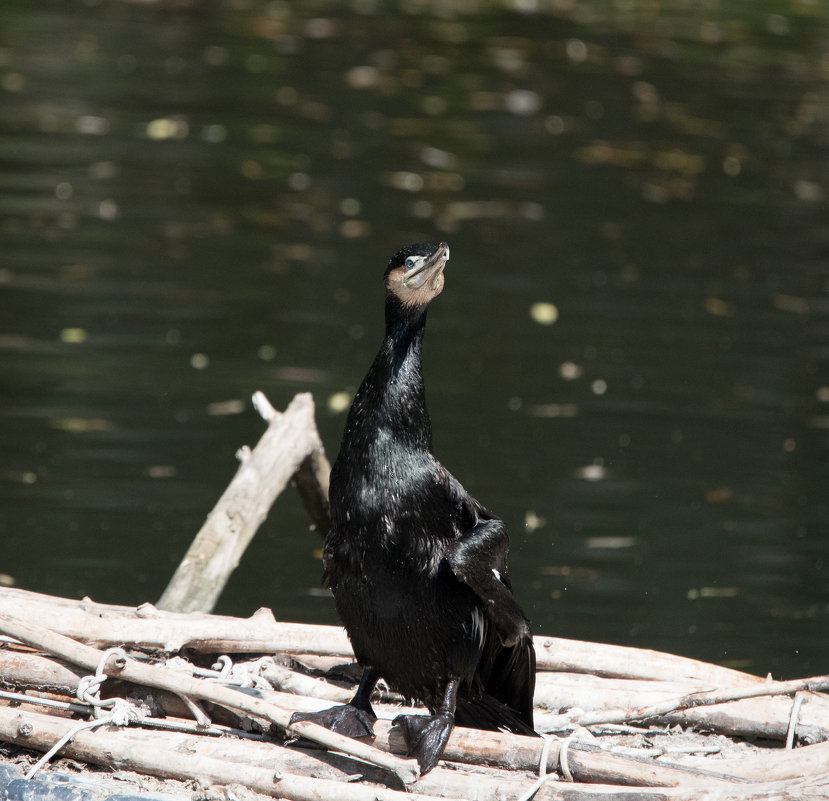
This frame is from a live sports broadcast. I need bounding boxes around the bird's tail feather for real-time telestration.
[455,693,538,737]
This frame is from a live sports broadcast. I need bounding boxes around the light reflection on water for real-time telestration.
[1,1,827,678]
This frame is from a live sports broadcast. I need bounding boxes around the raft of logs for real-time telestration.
[1,393,827,801]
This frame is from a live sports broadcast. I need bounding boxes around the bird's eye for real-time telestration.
[404,257,416,270]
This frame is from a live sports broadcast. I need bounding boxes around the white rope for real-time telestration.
[207,655,274,691]
[558,734,575,782]
[514,735,557,801]
[25,718,108,780]
[785,692,806,750]
[26,647,144,780]
[0,689,88,715]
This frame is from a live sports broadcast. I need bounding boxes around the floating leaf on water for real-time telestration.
[575,463,606,481]
[559,361,583,380]
[339,197,361,216]
[190,353,209,370]
[773,294,809,314]
[148,465,177,479]
[506,89,541,116]
[529,302,559,325]
[419,146,457,169]
[146,117,188,140]
[207,399,246,416]
[201,124,227,143]
[651,149,706,175]
[274,366,330,383]
[50,418,115,433]
[576,141,647,168]
[524,510,546,532]
[327,391,351,413]
[339,219,370,238]
[687,587,740,600]
[528,403,579,418]
[705,487,733,503]
[705,297,733,317]
[385,171,424,192]
[6,471,37,485]
[585,536,637,549]
[60,327,87,344]
[98,199,119,220]
[346,65,380,89]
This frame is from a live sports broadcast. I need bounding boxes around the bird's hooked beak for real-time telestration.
[404,242,450,289]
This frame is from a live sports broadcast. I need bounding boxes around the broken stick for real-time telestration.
[157,391,330,614]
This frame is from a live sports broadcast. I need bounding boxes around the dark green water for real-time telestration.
[1,1,827,678]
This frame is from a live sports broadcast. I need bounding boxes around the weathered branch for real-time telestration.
[250,390,331,534]
[157,391,330,614]
[533,636,760,687]
[534,671,829,743]
[580,675,829,726]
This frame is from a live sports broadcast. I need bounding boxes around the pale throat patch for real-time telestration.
[387,266,445,308]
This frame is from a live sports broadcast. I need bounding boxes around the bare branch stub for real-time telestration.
[157,392,331,614]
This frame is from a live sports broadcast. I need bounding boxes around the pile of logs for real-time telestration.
[1,587,829,801]
[1,393,827,800]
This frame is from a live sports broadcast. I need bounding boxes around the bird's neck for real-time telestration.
[347,302,433,452]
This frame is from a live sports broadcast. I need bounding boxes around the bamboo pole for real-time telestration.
[157,392,330,614]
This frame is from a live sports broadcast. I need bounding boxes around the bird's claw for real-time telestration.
[392,712,454,774]
[290,703,377,739]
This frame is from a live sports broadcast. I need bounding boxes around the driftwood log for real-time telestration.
[157,392,330,614]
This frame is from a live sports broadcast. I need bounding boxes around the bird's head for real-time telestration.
[384,242,450,309]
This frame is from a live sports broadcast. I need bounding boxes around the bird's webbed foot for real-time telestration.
[392,711,454,774]
[289,666,378,739]
[290,702,376,738]
[392,678,460,774]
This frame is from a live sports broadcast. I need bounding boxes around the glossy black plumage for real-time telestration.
[292,243,536,773]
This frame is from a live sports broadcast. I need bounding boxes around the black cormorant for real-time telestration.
[292,242,536,773]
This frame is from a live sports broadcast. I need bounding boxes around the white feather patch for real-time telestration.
[470,607,486,648]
